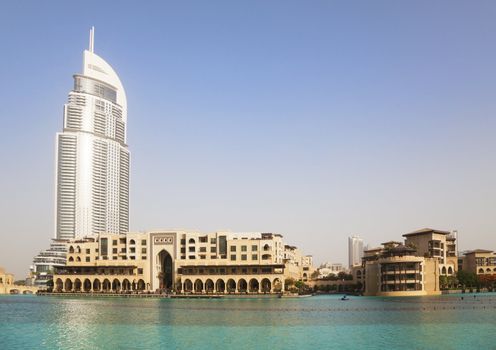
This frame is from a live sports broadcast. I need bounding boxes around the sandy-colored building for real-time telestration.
[0,267,14,294]
[362,242,441,296]
[53,231,313,294]
[0,267,38,294]
[402,228,458,276]
[462,250,496,275]
[359,227,458,297]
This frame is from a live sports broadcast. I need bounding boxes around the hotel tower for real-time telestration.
[55,28,129,240]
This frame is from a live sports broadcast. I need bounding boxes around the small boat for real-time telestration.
[340,295,349,301]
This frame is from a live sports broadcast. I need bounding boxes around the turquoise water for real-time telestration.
[1,294,496,349]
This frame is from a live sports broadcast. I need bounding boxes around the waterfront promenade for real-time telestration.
[1,294,496,349]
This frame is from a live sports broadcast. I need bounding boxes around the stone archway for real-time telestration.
[238,279,247,293]
[103,279,111,292]
[227,279,236,293]
[158,250,173,290]
[74,279,82,292]
[83,279,92,292]
[194,279,203,293]
[205,279,214,293]
[249,279,259,293]
[93,279,101,292]
[112,279,121,292]
[261,278,271,293]
[55,278,63,292]
[216,279,226,293]
[184,279,193,293]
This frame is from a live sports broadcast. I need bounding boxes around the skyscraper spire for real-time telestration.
[89,26,95,53]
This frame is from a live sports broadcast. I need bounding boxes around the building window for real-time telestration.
[230,246,236,252]
[242,268,247,273]
[113,240,117,245]
[210,238,216,244]
[130,247,135,253]
[180,239,186,245]
[181,248,186,254]
[219,236,227,255]
[241,246,247,252]
[252,254,258,260]
[252,245,257,251]
[230,255,236,261]
[199,236,208,243]
[86,249,90,254]
[142,248,146,254]
[101,238,108,256]
[113,248,118,254]
[86,257,90,262]
[241,254,247,261]
[141,240,146,245]
[210,247,216,253]
[189,247,195,252]
[211,255,216,259]
[199,247,206,252]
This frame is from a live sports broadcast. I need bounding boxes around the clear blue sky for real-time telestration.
[1,1,495,277]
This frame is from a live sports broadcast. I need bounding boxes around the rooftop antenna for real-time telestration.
[89,26,95,53]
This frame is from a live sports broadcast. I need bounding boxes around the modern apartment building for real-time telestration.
[31,239,68,290]
[55,28,129,240]
[53,231,314,294]
[348,235,363,268]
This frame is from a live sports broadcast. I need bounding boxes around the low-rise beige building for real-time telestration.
[462,250,496,275]
[0,267,38,294]
[53,230,313,294]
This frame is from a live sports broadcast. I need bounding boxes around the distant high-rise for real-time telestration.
[348,235,364,268]
[55,28,129,240]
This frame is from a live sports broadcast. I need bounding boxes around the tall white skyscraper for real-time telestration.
[348,235,364,268]
[55,28,129,240]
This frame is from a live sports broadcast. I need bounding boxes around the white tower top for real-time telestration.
[89,26,95,53]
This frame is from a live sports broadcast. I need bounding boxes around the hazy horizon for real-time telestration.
[1,1,496,278]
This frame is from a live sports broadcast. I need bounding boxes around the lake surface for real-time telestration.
[1,293,496,349]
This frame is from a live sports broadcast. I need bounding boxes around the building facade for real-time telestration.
[53,231,313,294]
[402,228,458,276]
[358,228,458,296]
[348,235,363,268]
[55,28,129,240]
[462,250,496,275]
[362,242,441,296]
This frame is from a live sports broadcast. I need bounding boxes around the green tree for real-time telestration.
[456,270,477,288]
